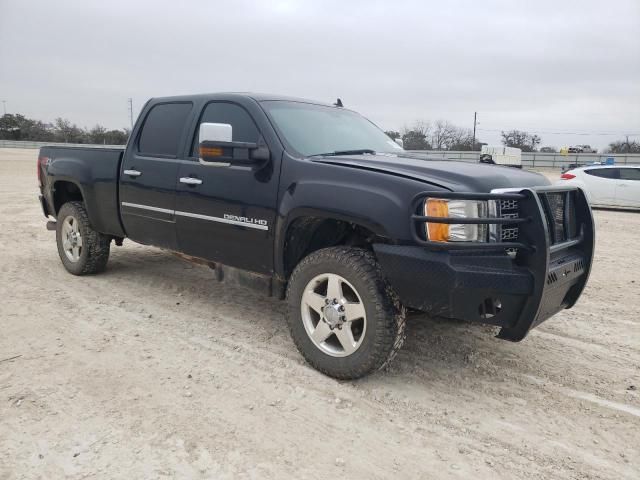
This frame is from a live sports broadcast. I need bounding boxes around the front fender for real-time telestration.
[274,177,417,278]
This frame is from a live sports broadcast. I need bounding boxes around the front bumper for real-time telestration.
[374,186,595,341]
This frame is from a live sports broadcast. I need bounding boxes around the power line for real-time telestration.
[477,128,640,136]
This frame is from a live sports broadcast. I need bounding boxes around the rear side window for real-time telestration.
[619,168,640,181]
[584,168,619,179]
[138,103,193,157]
[191,102,259,156]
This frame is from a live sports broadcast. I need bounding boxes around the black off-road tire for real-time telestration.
[56,201,110,275]
[286,247,406,379]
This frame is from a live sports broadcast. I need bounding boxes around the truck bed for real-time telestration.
[40,145,126,237]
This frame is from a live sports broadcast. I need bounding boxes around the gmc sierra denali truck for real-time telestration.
[37,93,595,379]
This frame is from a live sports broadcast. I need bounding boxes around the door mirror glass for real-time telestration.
[394,138,404,148]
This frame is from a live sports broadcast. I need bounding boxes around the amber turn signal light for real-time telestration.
[425,199,449,242]
[199,146,223,157]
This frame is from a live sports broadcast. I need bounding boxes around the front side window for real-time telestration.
[191,102,260,156]
[585,168,619,179]
[138,103,193,157]
[619,168,640,181]
[261,101,404,157]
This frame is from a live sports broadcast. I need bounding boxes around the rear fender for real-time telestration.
[48,157,125,237]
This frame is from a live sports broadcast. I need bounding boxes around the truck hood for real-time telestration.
[311,153,550,192]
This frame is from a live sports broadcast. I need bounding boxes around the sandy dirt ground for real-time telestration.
[1,148,639,479]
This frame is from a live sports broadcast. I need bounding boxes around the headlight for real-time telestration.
[425,198,488,242]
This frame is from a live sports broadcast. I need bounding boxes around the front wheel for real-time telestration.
[286,247,406,379]
[56,201,110,275]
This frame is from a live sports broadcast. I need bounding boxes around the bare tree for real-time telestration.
[431,120,458,150]
[500,130,541,152]
[608,139,640,153]
[449,128,477,151]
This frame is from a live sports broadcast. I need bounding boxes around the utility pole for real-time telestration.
[1,100,6,116]
[128,98,134,129]
[472,112,478,150]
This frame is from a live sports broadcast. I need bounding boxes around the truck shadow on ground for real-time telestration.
[102,246,535,381]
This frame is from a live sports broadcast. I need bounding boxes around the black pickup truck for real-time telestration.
[37,93,594,379]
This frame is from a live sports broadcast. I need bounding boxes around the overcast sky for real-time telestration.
[1,0,638,150]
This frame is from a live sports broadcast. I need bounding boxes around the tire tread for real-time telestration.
[57,201,110,275]
[286,247,406,379]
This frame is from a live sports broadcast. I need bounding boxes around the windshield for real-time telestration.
[261,101,404,157]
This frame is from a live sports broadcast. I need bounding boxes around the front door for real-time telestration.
[120,102,193,249]
[174,101,279,274]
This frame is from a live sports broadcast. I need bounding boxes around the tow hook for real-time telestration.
[46,221,56,231]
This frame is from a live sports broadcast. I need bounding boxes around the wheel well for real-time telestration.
[282,217,385,279]
[53,181,84,214]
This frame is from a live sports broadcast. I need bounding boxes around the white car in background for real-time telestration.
[559,165,640,209]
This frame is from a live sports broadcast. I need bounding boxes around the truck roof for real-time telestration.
[148,92,336,107]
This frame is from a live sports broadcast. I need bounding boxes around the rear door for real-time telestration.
[615,167,640,207]
[582,168,619,206]
[174,101,279,274]
[120,102,193,249]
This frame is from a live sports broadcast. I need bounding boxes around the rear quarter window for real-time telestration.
[584,168,619,179]
[138,102,193,157]
[619,168,640,181]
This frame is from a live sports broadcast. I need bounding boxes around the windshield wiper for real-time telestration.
[309,149,376,157]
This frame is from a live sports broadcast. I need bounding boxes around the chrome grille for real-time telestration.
[501,227,519,241]
[498,200,519,244]
[499,199,518,211]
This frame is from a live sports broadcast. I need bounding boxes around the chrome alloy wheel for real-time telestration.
[61,215,83,262]
[301,273,367,357]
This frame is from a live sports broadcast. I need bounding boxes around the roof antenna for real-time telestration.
[334,98,343,107]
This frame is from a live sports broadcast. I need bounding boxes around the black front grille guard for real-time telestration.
[410,186,595,341]
[410,187,589,253]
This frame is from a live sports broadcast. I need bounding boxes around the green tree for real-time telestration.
[0,114,53,141]
[384,130,401,140]
[401,121,431,150]
[103,129,129,145]
[87,125,107,144]
[53,118,86,143]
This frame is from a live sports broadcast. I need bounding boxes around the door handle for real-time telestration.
[124,169,142,177]
[180,177,203,185]
[617,184,628,187]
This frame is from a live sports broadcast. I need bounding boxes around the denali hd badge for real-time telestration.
[224,214,268,227]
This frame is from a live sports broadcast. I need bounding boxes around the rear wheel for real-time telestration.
[286,247,406,379]
[56,201,110,275]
